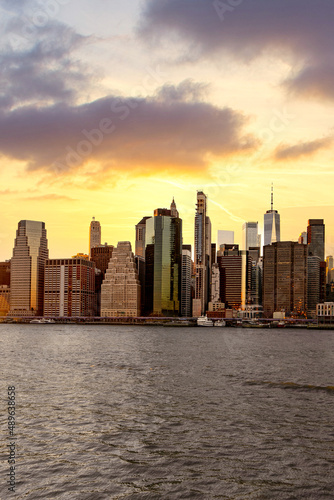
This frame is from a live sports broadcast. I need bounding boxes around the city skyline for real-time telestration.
[1,1,334,260]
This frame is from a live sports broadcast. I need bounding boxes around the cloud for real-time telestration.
[273,136,333,161]
[0,81,259,177]
[139,0,334,101]
[24,194,77,201]
[0,3,92,110]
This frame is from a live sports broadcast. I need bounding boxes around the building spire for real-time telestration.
[271,183,274,211]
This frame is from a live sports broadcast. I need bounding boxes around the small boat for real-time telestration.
[197,316,214,327]
[30,318,56,324]
[214,320,226,327]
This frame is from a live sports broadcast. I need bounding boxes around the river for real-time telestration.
[1,324,333,499]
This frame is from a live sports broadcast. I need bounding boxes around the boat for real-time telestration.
[214,320,226,327]
[197,316,214,327]
[30,318,56,324]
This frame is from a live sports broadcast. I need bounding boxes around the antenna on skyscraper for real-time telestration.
[271,183,274,211]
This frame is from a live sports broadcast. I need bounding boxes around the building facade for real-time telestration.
[145,208,182,316]
[217,249,252,310]
[307,219,325,261]
[242,222,261,250]
[101,242,141,317]
[263,242,307,318]
[135,216,151,258]
[181,246,192,317]
[89,217,101,257]
[193,191,211,316]
[9,220,48,316]
[44,258,95,317]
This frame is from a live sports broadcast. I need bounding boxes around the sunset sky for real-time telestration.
[1,0,334,260]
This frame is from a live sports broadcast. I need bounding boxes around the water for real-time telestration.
[1,324,334,499]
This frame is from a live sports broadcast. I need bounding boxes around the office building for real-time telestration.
[145,205,182,316]
[242,222,261,250]
[181,245,192,317]
[298,232,307,244]
[9,220,48,317]
[307,219,325,261]
[0,286,10,316]
[90,244,114,276]
[89,217,101,257]
[44,258,95,317]
[135,216,151,258]
[217,249,252,310]
[101,242,141,317]
[264,186,280,246]
[263,242,307,318]
[193,192,211,316]
[0,261,10,286]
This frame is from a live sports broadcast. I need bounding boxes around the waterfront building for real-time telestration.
[263,242,307,318]
[0,261,10,286]
[242,222,261,250]
[193,191,211,316]
[9,220,48,317]
[101,242,140,317]
[317,302,334,324]
[89,217,101,257]
[264,186,280,246]
[307,256,320,318]
[135,216,151,258]
[0,286,10,316]
[217,249,252,310]
[307,219,325,261]
[145,205,182,316]
[181,245,192,317]
[44,258,95,317]
[210,263,220,303]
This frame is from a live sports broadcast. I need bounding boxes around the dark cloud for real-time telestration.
[139,0,334,101]
[273,136,333,161]
[0,81,259,176]
[0,2,92,110]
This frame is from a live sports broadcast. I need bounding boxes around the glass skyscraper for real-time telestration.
[9,220,48,316]
[264,186,280,246]
[145,206,182,316]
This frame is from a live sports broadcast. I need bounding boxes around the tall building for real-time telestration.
[0,261,10,286]
[217,230,234,247]
[89,217,101,257]
[44,258,96,317]
[298,232,307,244]
[307,219,325,261]
[326,255,334,284]
[242,222,261,250]
[307,256,320,318]
[193,191,211,316]
[181,245,192,317]
[101,242,141,317]
[135,216,150,258]
[217,249,252,310]
[170,197,179,218]
[9,220,48,316]
[264,185,280,246]
[145,205,182,316]
[263,242,307,318]
[90,244,114,276]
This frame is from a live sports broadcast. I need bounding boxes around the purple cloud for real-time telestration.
[273,136,333,161]
[139,0,334,101]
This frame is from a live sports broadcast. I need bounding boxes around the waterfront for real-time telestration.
[1,325,334,499]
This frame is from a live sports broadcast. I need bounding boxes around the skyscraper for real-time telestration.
[89,217,101,257]
[193,191,211,316]
[264,185,280,246]
[307,219,325,260]
[44,258,96,317]
[135,216,150,258]
[217,249,252,310]
[181,245,192,317]
[101,242,141,317]
[263,241,307,318]
[9,220,48,316]
[242,222,261,250]
[217,230,234,247]
[145,203,182,316]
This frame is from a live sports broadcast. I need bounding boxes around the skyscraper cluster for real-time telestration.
[0,190,331,320]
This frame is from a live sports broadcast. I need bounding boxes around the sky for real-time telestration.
[1,0,334,260]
